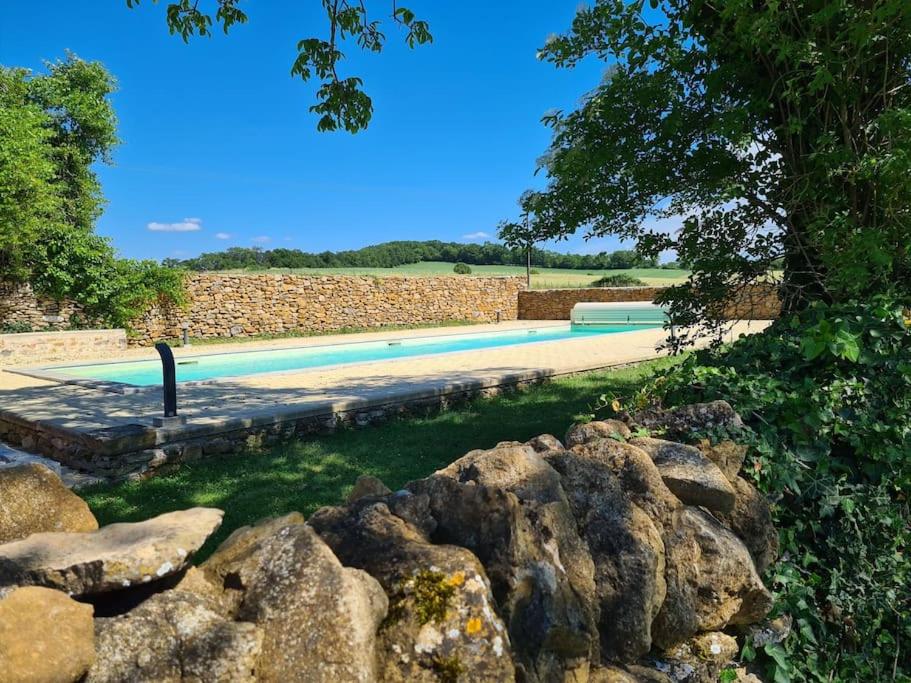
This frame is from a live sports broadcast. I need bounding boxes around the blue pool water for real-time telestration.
[50,324,659,387]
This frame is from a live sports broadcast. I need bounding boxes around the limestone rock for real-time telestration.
[347,474,392,503]
[0,585,95,683]
[571,439,681,529]
[648,631,739,683]
[544,445,666,662]
[565,420,632,448]
[567,439,770,647]
[697,440,748,482]
[630,401,744,440]
[202,513,387,683]
[653,507,773,647]
[309,501,516,682]
[525,433,564,453]
[171,566,233,617]
[743,614,792,648]
[0,463,98,543]
[0,507,223,594]
[589,664,649,682]
[87,589,262,682]
[412,443,599,680]
[630,438,736,512]
[713,476,779,573]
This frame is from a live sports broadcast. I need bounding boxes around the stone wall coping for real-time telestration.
[0,329,126,341]
[524,286,662,293]
[187,272,525,279]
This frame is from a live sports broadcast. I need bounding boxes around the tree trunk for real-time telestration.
[526,246,531,289]
[779,221,831,315]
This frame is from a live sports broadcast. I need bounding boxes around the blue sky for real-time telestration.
[1,1,647,261]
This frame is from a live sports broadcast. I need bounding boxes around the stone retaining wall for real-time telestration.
[519,284,781,320]
[0,330,127,366]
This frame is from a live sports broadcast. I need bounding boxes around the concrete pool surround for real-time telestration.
[8,322,661,392]
[0,320,768,480]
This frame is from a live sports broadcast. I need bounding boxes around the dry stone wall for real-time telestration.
[133,273,524,344]
[0,400,779,683]
[519,285,781,321]
[0,275,525,346]
[131,273,526,345]
[0,281,85,332]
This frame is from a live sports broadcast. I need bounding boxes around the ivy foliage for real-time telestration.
[126,0,432,133]
[634,301,911,681]
[532,0,911,332]
[0,55,185,329]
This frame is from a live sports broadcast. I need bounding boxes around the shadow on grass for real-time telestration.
[81,357,679,559]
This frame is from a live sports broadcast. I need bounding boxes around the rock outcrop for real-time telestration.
[0,463,98,543]
[0,402,777,683]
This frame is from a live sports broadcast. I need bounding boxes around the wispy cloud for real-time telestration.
[462,231,490,241]
[251,235,271,245]
[214,232,232,240]
[147,217,203,232]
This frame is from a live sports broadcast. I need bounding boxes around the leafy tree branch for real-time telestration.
[126,0,432,132]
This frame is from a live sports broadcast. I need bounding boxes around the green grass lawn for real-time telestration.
[215,262,692,289]
[82,357,678,559]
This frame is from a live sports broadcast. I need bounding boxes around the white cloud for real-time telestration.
[214,232,232,240]
[251,235,271,244]
[462,231,490,241]
[147,217,203,232]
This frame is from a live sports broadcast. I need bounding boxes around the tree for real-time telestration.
[498,191,546,288]
[0,68,60,280]
[126,0,432,133]
[0,55,184,328]
[531,0,911,334]
[0,54,117,281]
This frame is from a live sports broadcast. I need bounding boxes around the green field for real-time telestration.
[215,262,691,289]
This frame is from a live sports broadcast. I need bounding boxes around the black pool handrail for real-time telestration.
[154,342,178,418]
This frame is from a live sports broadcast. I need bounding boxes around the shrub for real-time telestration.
[0,321,32,334]
[452,262,472,275]
[592,273,647,287]
[618,300,911,681]
[28,224,186,331]
[530,268,540,275]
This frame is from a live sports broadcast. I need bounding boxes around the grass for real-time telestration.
[81,357,679,559]
[213,262,692,289]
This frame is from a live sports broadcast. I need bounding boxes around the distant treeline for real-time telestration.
[164,241,682,272]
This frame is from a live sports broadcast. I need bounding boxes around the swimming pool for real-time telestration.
[37,323,661,388]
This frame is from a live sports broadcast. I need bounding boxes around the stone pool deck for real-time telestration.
[0,320,767,480]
